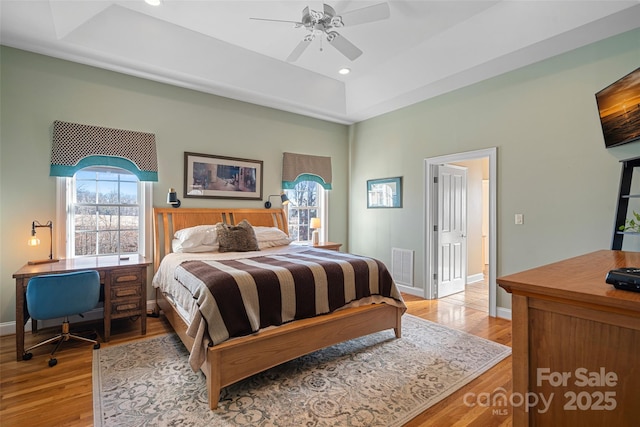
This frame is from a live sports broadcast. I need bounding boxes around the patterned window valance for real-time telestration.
[282,152,332,190]
[50,120,158,181]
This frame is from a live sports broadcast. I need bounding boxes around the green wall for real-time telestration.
[349,28,640,309]
[0,46,349,324]
[1,28,639,325]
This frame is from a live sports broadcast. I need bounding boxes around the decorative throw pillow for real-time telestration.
[216,220,260,252]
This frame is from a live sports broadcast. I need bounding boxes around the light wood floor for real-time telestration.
[0,295,512,427]
[440,276,489,312]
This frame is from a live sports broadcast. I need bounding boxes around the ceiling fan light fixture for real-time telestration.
[339,68,351,75]
[252,2,390,63]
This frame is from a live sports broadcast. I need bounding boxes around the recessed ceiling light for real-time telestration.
[145,0,161,6]
[338,68,351,75]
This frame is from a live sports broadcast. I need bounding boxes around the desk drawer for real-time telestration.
[111,268,143,285]
[110,283,143,300]
[110,298,143,317]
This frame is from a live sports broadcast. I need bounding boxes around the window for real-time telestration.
[285,181,327,242]
[57,167,151,258]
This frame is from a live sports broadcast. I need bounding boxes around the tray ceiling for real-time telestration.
[1,1,639,124]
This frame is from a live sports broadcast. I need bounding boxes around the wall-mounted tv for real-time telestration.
[595,67,640,148]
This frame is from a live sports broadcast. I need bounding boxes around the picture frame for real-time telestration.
[184,152,263,200]
[367,176,402,208]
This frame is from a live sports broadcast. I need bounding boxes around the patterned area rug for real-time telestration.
[93,314,510,426]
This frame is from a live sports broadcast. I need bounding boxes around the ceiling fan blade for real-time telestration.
[250,17,305,26]
[286,35,314,62]
[326,31,363,61]
[339,2,390,26]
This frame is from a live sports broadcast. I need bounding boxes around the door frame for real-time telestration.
[424,147,497,316]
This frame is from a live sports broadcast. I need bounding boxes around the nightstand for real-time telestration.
[312,242,342,251]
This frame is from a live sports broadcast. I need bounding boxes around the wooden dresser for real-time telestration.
[13,255,150,361]
[497,250,640,426]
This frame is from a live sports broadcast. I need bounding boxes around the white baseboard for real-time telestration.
[496,306,512,320]
[395,283,424,297]
[467,273,485,284]
[0,300,157,337]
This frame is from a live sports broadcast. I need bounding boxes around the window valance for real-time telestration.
[282,152,332,190]
[50,120,158,181]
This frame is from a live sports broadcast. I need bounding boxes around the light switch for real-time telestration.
[515,214,524,225]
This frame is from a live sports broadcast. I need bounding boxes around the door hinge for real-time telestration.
[433,225,438,232]
[433,176,438,184]
[433,273,437,280]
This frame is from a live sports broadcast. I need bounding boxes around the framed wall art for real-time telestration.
[367,176,402,208]
[184,152,263,200]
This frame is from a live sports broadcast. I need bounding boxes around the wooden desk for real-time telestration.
[13,255,151,361]
[497,250,640,426]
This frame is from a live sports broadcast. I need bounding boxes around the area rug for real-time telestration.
[93,314,510,426]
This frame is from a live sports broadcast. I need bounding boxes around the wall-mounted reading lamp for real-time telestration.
[167,188,181,208]
[27,220,59,265]
[264,193,290,209]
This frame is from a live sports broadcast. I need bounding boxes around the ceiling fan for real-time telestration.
[250,2,390,62]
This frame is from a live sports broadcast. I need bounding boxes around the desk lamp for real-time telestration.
[27,220,59,265]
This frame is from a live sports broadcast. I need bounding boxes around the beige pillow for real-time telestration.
[216,220,260,252]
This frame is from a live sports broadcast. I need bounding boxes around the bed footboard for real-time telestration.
[205,303,402,409]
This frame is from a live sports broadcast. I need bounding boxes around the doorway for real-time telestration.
[424,148,497,316]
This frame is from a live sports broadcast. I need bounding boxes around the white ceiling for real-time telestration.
[1,1,639,124]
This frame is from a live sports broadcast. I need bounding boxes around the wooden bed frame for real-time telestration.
[153,207,403,409]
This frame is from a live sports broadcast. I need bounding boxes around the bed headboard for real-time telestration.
[153,208,288,270]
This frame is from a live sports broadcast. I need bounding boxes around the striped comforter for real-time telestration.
[174,248,405,347]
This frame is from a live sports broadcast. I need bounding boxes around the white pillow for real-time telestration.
[172,240,218,253]
[253,226,293,249]
[172,224,219,253]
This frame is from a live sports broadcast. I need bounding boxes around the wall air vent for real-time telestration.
[391,248,414,287]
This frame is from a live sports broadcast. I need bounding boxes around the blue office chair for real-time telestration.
[23,270,101,367]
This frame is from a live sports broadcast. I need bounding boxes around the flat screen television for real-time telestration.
[595,67,640,148]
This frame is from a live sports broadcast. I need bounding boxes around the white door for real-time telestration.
[435,164,467,298]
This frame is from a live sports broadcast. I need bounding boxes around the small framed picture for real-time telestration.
[367,177,402,208]
[184,152,263,200]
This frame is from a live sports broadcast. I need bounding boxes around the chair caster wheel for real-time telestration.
[48,358,57,367]
[93,343,101,350]
[22,352,33,361]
